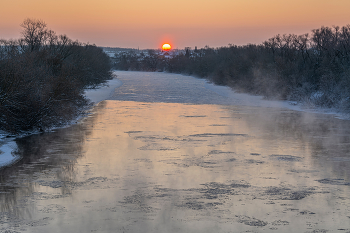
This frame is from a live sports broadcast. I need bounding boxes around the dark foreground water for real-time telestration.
[0,72,350,232]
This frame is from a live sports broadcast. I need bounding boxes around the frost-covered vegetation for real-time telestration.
[0,19,112,134]
[114,25,350,112]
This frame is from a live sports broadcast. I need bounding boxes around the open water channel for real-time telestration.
[0,71,350,232]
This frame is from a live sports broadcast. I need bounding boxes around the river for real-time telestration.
[0,71,350,232]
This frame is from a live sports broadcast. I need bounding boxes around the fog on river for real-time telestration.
[0,71,350,233]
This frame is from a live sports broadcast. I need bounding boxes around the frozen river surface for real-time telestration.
[0,71,350,232]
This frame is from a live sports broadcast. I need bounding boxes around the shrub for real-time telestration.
[0,19,112,133]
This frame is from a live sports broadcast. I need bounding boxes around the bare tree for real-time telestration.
[20,18,48,51]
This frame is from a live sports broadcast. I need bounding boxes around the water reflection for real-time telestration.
[0,100,350,232]
[0,102,105,220]
[240,107,350,179]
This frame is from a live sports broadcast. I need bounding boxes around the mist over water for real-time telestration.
[0,71,350,232]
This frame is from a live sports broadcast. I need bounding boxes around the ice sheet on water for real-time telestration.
[110,71,305,112]
[0,140,20,168]
[84,77,122,104]
[110,71,347,119]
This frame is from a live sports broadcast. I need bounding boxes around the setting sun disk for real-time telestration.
[162,43,171,51]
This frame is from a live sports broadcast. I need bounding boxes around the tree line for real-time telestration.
[0,19,112,134]
[114,25,350,112]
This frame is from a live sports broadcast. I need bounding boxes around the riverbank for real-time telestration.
[84,76,122,104]
[0,76,122,168]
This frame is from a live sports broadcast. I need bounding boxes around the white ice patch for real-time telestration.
[0,140,20,168]
[84,78,122,104]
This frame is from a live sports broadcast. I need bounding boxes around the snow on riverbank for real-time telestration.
[0,76,122,169]
[84,77,122,104]
[0,140,20,167]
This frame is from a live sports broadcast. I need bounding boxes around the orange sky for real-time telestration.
[1,0,350,49]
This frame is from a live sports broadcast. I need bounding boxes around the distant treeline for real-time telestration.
[114,25,350,111]
[0,19,112,134]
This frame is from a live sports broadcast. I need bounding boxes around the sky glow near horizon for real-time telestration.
[1,0,349,49]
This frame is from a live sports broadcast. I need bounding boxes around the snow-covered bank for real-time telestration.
[0,140,20,167]
[0,76,122,169]
[84,77,122,104]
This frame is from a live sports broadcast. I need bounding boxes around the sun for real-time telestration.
[162,43,171,51]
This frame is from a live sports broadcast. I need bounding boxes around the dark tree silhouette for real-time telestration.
[113,24,350,111]
[0,19,112,134]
